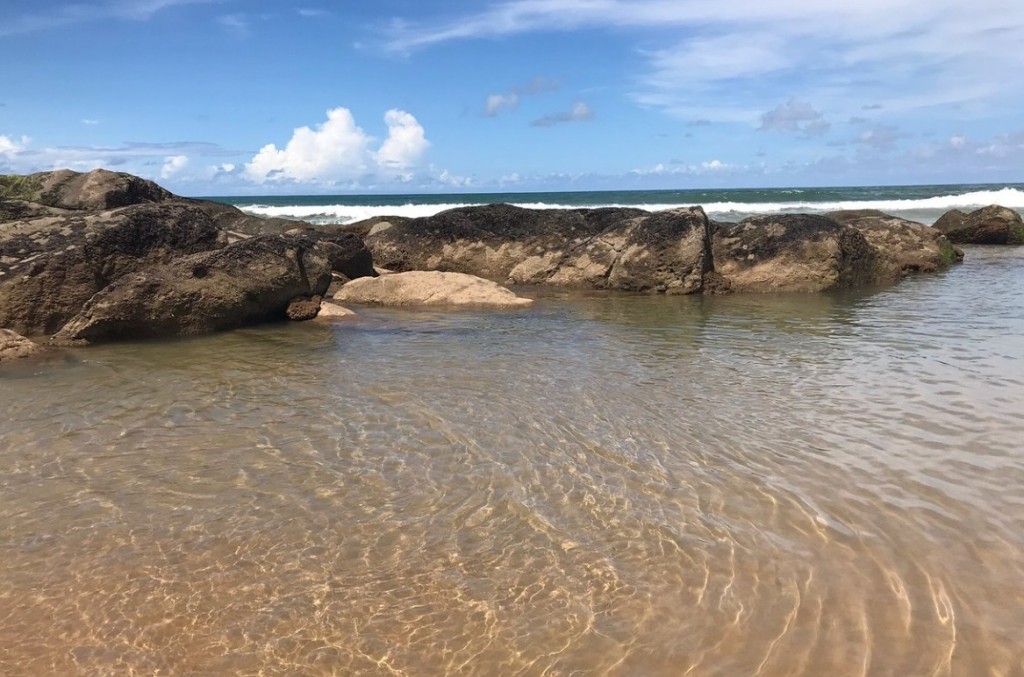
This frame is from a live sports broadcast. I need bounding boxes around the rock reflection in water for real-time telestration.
[1,247,1023,675]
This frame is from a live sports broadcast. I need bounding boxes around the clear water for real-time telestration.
[2,246,1023,675]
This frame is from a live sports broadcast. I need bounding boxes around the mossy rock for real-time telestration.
[0,175,40,202]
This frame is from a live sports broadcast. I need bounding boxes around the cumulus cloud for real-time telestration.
[531,101,593,127]
[759,99,830,137]
[245,107,429,184]
[376,110,431,169]
[160,154,189,179]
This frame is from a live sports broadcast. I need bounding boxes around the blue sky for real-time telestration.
[1,0,1022,195]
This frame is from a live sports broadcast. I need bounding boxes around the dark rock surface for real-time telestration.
[933,205,1024,245]
[287,230,377,280]
[286,295,323,321]
[368,205,932,295]
[53,236,333,344]
[828,211,963,276]
[0,203,223,336]
[0,169,376,341]
[712,214,882,292]
[367,203,712,293]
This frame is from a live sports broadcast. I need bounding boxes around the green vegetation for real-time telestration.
[937,240,961,266]
[1011,223,1024,245]
[0,174,39,201]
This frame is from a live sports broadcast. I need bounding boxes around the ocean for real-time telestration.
[3,183,1024,674]
[207,183,1024,226]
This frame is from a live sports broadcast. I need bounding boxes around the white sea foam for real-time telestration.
[698,188,1024,217]
[236,188,1024,225]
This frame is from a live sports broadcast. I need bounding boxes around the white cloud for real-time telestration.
[485,93,519,117]
[759,99,830,137]
[483,76,560,117]
[382,0,1024,126]
[376,109,430,169]
[856,124,904,152]
[630,159,734,176]
[81,119,100,126]
[244,107,429,184]
[0,135,31,159]
[531,101,593,127]
[437,169,473,188]
[0,0,223,37]
[160,155,189,179]
[297,9,329,18]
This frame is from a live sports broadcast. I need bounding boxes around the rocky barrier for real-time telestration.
[3,168,1013,357]
[366,203,964,294]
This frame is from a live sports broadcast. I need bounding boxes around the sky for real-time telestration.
[1,0,1023,195]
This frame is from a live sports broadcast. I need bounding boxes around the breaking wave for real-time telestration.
[234,187,1024,225]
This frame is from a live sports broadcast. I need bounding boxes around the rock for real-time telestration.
[315,301,357,321]
[287,230,376,279]
[189,198,309,237]
[367,221,394,237]
[333,271,533,308]
[1,169,175,211]
[0,328,45,364]
[336,216,409,238]
[286,296,322,321]
[827,211,963,276]
[933,205,1024,244]
[0,202,223,336]
[0,199,72,223]
[52,236,332,344]
[712,214,882,292]
[367,204,713,294]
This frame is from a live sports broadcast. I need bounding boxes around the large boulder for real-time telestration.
[366,204,714,294]
[52,236,333,345]
[334,271,533,309]
[286,230,376,280]
[0,328,45,364]
[0,203,223,336]
[1,169,175,211]
[712,214,882,292]
[933,205,1024,244]
[827,210,962,276]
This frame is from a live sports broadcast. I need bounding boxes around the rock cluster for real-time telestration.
[1,169,374,346]
[3,168,1009,353]
[367,203,965,294]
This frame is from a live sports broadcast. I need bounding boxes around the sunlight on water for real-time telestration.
[2,247,1023,675]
